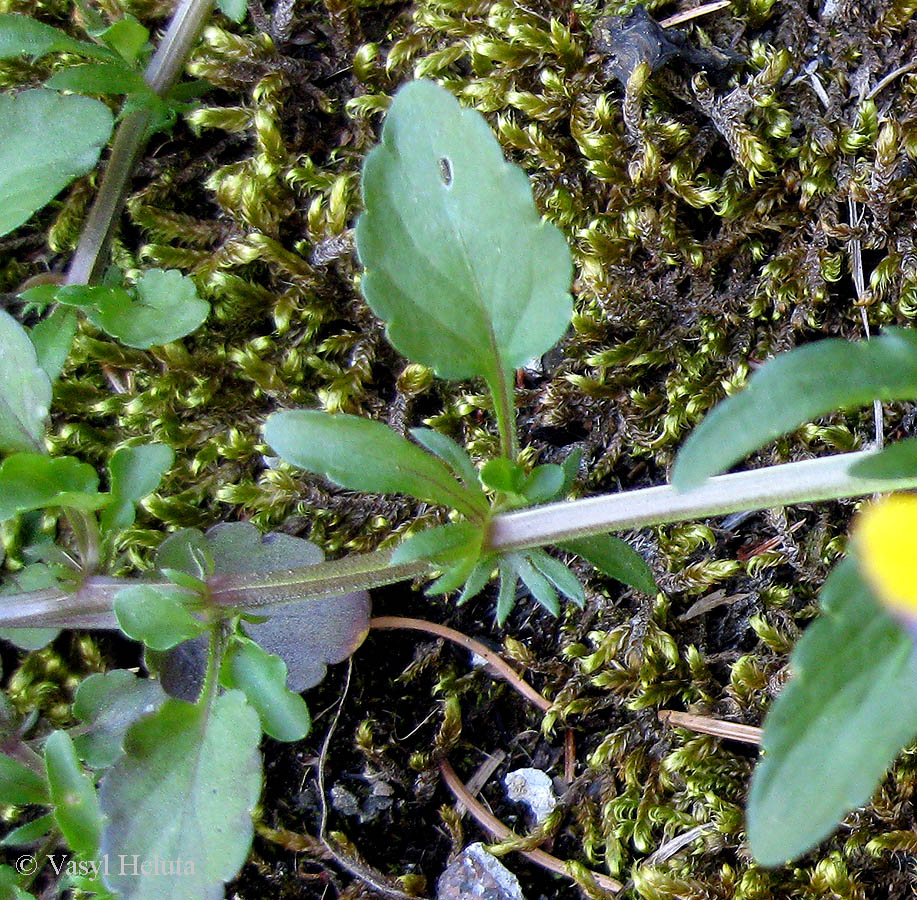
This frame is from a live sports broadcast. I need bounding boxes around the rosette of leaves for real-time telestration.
[264,80,656,625]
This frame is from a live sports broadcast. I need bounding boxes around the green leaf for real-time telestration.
[425,550,482,595]
[0,754,49,805]
[390,521,481,565]
[113,585,205,651]
[1,813,54,846]
[0,453,105,522]
[99,17,148,64]
[495,558,518,625]
[45,731,103,857]
[849,437,917,479]
[0,14,113,61]
[221,639,310,742]
[98,691,261,900]
[457,555,496,605]
[559,447,582,495]
[46,61,149,96]
[355,79,572,384]
[0,89,113,237]
[561,535,657,595]
[527,548,584,606]
[0,310,52,453]
[154,528,213,579]
[409,427,481,493]
[92,269,209,349]
[0,864,37,900]
[264,409,486,520]
[100,443,174,534]
[510,552,559,615]
[72,670,167,768]
[673,329,917,489]
[0,564,60,649]
[479,458,525,494]
[747,559,917,865]
[217,0,248,23]
[158,523,370,694]
[521,464,564,504]
[29,307,77,383]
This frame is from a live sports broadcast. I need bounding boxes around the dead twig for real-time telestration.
[658,709,761,745]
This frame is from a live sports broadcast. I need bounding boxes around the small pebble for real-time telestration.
[503,767,557,824]
[436,842,527,900]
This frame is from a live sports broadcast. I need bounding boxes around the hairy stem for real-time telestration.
[0,451,910,628]
[65,0,215,285]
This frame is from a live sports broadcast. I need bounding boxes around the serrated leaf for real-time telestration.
[0,310,52,454]
[510,552,558,615]
[98,691,261,900]
[560,535,657,595]
[458,555,496,605]
[527,548,584,605]
[355,79,572,385]
[71,670,167,768]
[92,269,209,349]
[495,559,518,625]
[425,550,482,595]
[409,427,481,493]
[0,89,113,237]
[390,521,481,565]
[0,14,113,61]
[1,813,54,847]
[747,559,917,866]
[220,639,310,741]
[673,330,917,489]
[100,443,174,534]
[0,454,105,522]
[29,307,77,383]
[45,731,103,857]
[0,754,49,806]
[114,585,205,651]
[264,409,486,520]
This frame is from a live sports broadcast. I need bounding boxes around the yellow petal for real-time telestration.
[854,494,917,613]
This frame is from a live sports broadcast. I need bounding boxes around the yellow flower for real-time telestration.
[854,494,917,614]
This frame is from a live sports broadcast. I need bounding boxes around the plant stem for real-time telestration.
[486,449,916,552]
[487,370,519,461]
[65,0,215,285]
[1,450,913,628]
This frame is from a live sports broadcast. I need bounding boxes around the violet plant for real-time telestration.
[2,68,917,898]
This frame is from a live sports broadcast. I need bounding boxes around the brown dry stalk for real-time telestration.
[369,616,552,712]
[659,0,731,29]
[658,710,762,745]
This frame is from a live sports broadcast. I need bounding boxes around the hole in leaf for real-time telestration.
[438,157,453,186]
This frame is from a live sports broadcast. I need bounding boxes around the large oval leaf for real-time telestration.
[672,329,917,490]
[355,79,573,384]
[747,559,917,866]
[0,89,113,236]
[98,691,261,900]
